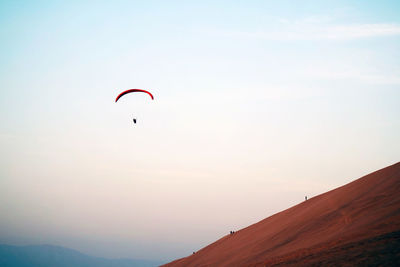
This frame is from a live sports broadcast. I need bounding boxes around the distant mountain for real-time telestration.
[0,244,163,267]
[164,162,400,266]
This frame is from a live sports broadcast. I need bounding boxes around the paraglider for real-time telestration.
[115,89,154,102]
[115,89,154,124]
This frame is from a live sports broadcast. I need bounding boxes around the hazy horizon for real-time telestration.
[1,0,399,262]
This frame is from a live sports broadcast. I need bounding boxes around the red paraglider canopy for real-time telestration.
[115,89,154,102]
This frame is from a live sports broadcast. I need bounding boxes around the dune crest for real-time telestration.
[164,162,400,266]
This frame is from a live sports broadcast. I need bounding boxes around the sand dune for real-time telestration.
[164,162,400,266]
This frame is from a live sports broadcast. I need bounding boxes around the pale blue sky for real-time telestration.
[1,0,400,262]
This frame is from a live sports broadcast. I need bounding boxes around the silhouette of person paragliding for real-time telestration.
[115,89,154,125]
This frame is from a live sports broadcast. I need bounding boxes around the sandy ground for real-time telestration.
[163,162,400,266]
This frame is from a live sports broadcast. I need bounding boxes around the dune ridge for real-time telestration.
[164,162,400,266]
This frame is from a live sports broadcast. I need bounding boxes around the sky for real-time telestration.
[1,0,400,262]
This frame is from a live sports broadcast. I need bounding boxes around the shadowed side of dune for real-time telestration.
[164,162,400,266]
[252,230,400,266]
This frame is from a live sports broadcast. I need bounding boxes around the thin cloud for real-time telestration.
[318,24,400,40]
[226,23,400,41]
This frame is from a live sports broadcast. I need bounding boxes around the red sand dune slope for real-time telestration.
[164,162,400,266]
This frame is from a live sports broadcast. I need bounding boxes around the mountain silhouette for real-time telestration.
[0,244,163,267]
